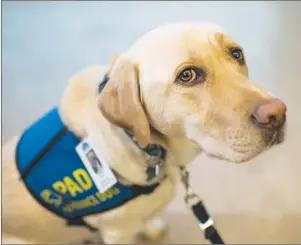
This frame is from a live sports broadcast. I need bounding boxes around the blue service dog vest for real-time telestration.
[16,107,160,222]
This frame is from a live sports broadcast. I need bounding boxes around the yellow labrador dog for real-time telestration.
[2,21,287,244]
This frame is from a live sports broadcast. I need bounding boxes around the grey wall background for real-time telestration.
[2,1,301,142]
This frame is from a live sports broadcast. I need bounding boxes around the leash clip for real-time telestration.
[146,157,164,182]
[124,130,166,183]
[180,167,200,207]
[144,144,165,182]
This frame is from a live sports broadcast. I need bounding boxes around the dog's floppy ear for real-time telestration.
[98,56,150,148]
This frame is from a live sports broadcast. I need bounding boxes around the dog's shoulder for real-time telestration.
[59,65,109,138]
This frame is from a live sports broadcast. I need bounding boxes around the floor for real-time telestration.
[2,1,301,243]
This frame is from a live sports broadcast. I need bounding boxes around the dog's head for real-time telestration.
[98,22,286,163]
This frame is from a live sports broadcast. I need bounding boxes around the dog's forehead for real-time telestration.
[127,22,227,57]
[126,22,229,83]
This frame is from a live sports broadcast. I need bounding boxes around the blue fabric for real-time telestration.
[16,107,134,219]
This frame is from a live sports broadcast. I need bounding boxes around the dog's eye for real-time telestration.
[179,69,196,82]
[231,48,245,64]
[177,68,206,85]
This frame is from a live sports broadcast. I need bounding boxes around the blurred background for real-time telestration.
[2,1,301,243]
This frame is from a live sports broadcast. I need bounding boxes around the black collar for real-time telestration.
[98,74,166,182]
[98,73,110,94]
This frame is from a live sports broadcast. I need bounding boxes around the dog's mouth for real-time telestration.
[268,131,279,147]
[206,127,286,163]
[264,124,286,147]
[274,126,286,145]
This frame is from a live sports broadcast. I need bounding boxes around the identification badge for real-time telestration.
[76,136,117,193]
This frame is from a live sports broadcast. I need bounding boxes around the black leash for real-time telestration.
[180,167,225,244]
[190,201,224,244]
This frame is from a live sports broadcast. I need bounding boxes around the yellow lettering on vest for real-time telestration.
[113,187,120,195]
[106,189,113,199]
[52,181,67,195]
[96,192,107,202]
[88,195,100,205]
[63,176,83,197]
[73,169,92,191]
[95,188,121,203]
[40,189,62,207]
[63,205,73,213]
[62,194,101,213]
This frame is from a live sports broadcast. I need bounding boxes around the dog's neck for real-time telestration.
[147,125,201,166]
